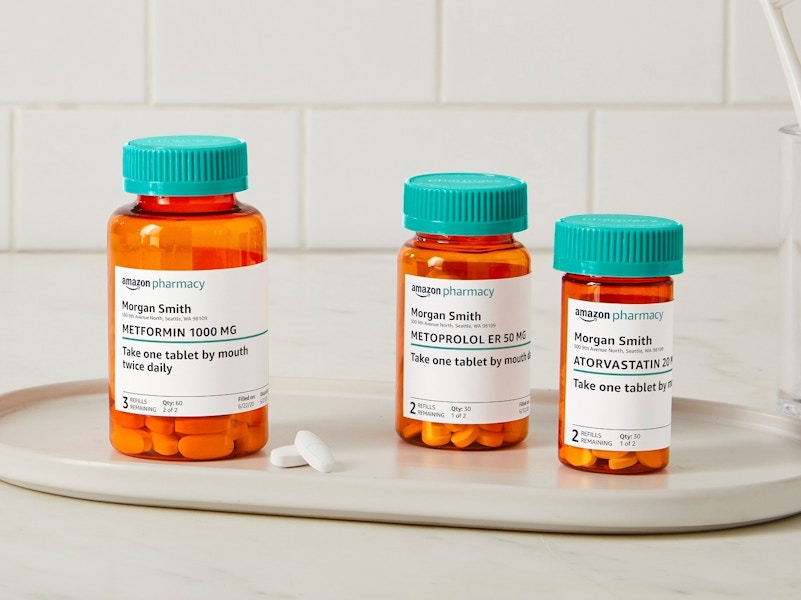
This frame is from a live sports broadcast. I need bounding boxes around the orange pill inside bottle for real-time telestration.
[553,214,683,474]
[396,173,532,450]
[108,136,269,461]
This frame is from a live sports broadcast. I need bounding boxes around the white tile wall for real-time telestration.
[596,109,794,248]
[307,110,588,249]
[443,0,725,104]
[1,0,801,251]
[731,0,801,103]
[0,111,8,250]
[15,110,300,250]
[152,0,436,104]
[0,1,146,104]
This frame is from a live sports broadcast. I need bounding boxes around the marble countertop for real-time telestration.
[0,250,797,599]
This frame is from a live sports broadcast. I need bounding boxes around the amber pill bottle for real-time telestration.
[108,135,269,461]
[553,214,683,474]
[396,173,532,450]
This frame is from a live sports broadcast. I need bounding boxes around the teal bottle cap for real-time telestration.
[123,135,248,196]
[403,172,528,236]
[553,214,684,277]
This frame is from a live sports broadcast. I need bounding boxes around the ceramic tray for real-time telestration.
[0,378,800,534]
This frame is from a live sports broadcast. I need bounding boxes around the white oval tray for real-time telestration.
[0,378,800,534]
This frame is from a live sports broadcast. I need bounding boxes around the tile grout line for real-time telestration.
[145,0,154,106]
[587,110,597,213]
[7,110,15,251]
[298,109,309,250]
[436,0,444,103]
[0,102,793,112]
[723,0,733,105]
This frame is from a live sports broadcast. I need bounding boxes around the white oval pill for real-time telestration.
[294,430,335,473]
[270,444,308,468]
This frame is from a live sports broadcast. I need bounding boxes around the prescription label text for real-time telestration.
[564,298,673,451]
[403,274,532,423]
[114,262,269,417]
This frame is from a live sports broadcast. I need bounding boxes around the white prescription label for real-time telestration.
[114,262,269,417]
[564,298,673,451]
[403,274,532,423]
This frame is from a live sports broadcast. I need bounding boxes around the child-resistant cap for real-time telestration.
[553,214,684,277]
[123,135,248,196]
[403,173,528,236]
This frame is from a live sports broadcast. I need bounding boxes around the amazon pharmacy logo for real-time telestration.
[411,284,442,298]
[122,277,151,291]
[121,276,207,291]
[411,283,496,299]
[575,308,610,323]
[575,307,666,323]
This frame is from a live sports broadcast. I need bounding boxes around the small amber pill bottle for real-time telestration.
[108,135,269,461]
[396,173,532,450]
[553,214,683,474]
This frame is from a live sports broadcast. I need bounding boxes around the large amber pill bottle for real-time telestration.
[553,214,683,474]
[396,173,532,450]
[108,135,269,461]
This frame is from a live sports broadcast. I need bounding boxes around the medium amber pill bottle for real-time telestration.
[396,173,532,450]
[553,214,683,474]
[108,135,269,461]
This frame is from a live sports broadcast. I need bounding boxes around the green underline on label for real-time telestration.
[572,423,670,432]
[121,329,269,344]
[573,368,673,377]
[410,341,531,351]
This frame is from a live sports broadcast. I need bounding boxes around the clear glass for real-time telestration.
[107,193,268,460]
[779,124,801,418]
[396,233,531,450]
